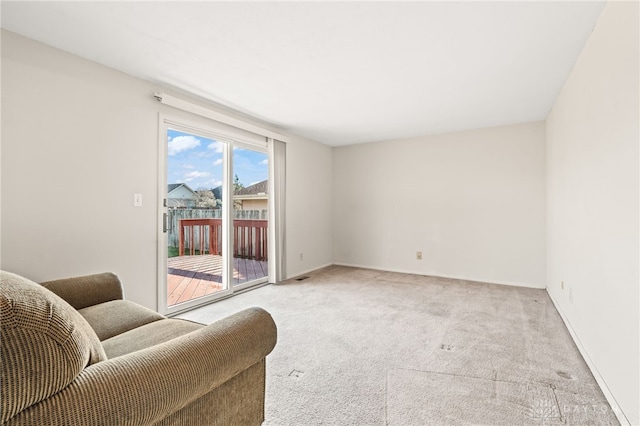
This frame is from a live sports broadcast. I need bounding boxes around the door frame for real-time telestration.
[157,113,270,315]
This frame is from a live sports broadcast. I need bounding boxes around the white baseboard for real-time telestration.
[282,262,334,282]
[333,262,544,289]
[546,289,630,426]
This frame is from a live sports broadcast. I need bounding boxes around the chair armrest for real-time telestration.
[8,307,277,426]
[41,272,124,310]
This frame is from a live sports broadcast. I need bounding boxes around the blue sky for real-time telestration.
[167,129,268,190]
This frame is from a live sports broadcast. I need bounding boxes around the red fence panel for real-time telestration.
[178,218,268,261]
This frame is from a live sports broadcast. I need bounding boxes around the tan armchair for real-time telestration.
[0,270,277,425]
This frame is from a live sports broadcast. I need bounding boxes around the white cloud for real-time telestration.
[208,142,224,153]
[260,159,268,165]
[184,171,211,179]
[213,159,223,166]
[168,135,201,156]
[183,171,211,182]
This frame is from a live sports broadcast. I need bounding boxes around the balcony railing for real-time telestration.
[178,218,268,261]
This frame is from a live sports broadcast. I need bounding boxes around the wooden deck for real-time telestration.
[167,255,268,307]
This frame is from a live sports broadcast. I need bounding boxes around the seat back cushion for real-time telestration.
[79,300,164,341]
[0,271,107,423]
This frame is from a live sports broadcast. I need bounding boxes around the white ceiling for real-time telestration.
[1,1,605,146]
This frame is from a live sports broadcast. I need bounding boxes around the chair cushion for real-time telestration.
[79,299,164,341]
[0,271,107,423]
[102,318,203,358]
[41,272,124,310]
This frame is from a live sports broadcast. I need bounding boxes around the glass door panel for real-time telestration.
[232,147,269,289]
[165,128,230,310]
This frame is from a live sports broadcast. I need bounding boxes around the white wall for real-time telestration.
[546,2,639,424]
[0,31,2,269]
[285,135,334,278]
[1,30,333,309]
[333,121,546,288]
[1,30,158,309]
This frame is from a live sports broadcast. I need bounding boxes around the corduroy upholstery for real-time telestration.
[0,271,107,423]
[41,272,124,310]
[0,270,277,426]
[78,300,164,341]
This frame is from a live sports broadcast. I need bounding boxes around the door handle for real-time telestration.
[163,213,168,233]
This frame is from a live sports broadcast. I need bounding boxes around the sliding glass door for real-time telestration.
[158,117,269,314]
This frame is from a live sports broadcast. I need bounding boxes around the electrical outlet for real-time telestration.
[561,281,564,290]
[299,252,303,261]
[416,251,422,260]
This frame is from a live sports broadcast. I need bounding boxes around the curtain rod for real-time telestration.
[154,92,288,142]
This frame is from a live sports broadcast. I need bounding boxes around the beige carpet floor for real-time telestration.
[178,265,619,425]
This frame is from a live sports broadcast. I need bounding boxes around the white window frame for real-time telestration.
[157,113,272,315]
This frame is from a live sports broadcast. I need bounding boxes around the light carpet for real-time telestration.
[178,265,619,425]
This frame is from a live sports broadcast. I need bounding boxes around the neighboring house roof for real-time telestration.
[168,183,196,197]
[168,183,182,193]
[235,180,268,197]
